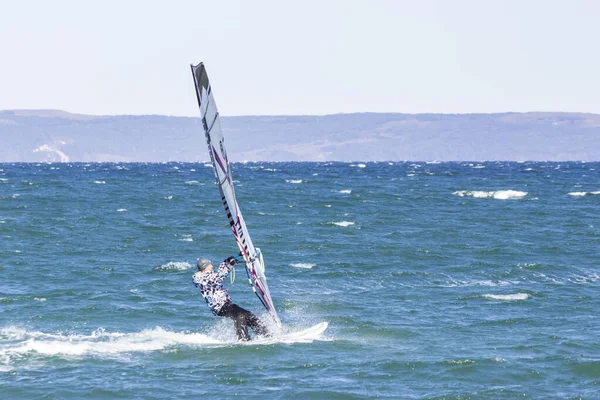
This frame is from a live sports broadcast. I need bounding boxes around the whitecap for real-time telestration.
[34,297,47,302]
[483,293,529,301]
[155,262,192,271]
[0,327,221,358]
[164,196,173,200]
[286,179,303,184]
[291,263,316,269]
[339,189,352,194]
[329,221,355,227]
[568,191,600,196]
[94,181,106,184]
[185,180,199,185]
[453,190,527,200]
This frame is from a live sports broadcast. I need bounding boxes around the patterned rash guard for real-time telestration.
[192,261,234,315]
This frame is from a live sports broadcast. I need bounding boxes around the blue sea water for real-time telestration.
[1,161,599,399]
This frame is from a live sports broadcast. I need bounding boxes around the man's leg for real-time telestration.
[218,303,250,341]
[233,304,269,337]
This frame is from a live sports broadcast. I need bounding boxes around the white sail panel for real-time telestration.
[190,62,281,327]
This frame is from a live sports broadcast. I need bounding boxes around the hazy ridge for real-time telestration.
[2,109,599,162]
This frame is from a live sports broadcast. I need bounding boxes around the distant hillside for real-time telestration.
[1,109,599,161]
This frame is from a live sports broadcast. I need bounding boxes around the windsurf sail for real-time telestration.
[190,62,281,327]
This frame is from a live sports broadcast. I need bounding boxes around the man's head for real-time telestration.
[196,257,213,271]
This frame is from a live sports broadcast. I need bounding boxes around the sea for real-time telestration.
[1,161,599,399]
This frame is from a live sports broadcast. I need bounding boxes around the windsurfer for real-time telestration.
[193,256,269,341]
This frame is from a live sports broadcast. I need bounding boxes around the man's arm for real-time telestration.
[216,256,236,277]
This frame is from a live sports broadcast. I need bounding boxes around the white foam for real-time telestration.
[291,263,316,269]
[185,180,199,185]
[483,293,529,301]
[34,298,47,302]
[286,179,303,184]
[0,324,329,363]
[180,234,194,242]
[329,221,355,227]
[117,208,127,212]
[0,327,221,359]
[164,196,173,200]
[339,190,352,194]
[154,261,192,271]
[93,181,106,184]
[568,191,600,196]
[453,190,527,200]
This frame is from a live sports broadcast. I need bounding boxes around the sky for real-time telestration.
[1,0,599,117]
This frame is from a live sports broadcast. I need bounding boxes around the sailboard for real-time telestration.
[190,62,282,327]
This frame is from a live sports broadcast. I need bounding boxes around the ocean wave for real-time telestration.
[154,261,192,271]
[453,190,527,199]
[0,324,329,364]
[568,191,600,196]
[328,221,355,227]
[339,190,352,194]
[482,293,529,301]
[291,263,316,269]
[0,327,221,360]
[286,179,303,184]
[93,180,106,184]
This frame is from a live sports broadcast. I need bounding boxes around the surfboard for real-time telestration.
[283,322,328,339]
[251,322,328,344]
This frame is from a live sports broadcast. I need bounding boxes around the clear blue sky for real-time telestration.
[1,0,599,116]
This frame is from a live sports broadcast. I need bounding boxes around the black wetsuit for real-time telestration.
[217,302,268,341]
[193,258,269,341]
